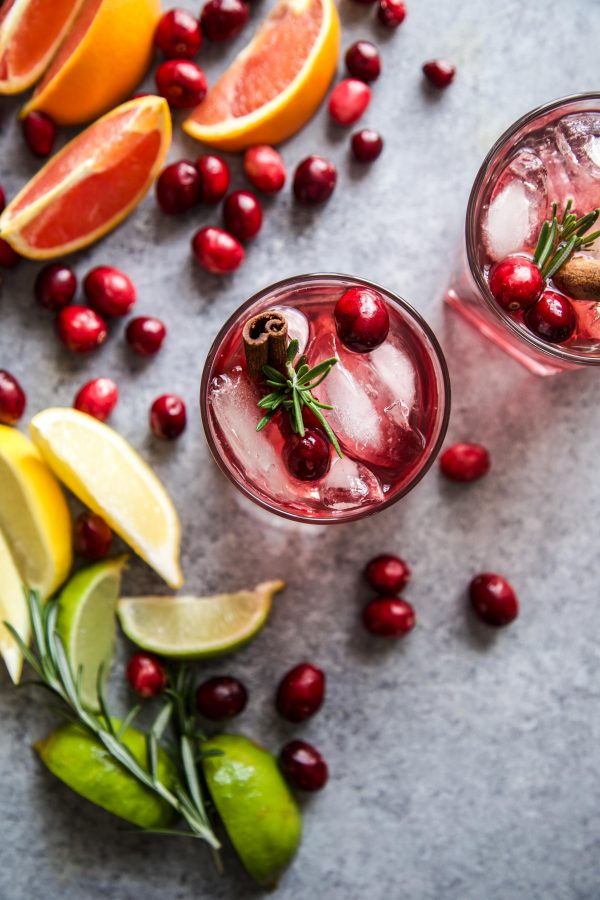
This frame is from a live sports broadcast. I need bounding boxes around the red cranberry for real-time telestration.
[0,370,26,424]
[278,405,323,439]
[155,59,207,108]
[280,740,328,792]
[191,226,244,274]
[362,597,415,637]
[149,393,187,439]
[0,239,20,268]
[74,377,118,422]
[489,256,544,312]
[56,306,107,352]
[328,79,371,126]
[126,652,167,698]
[34,263,77,311]
[196,676,248,720]
[469,573,519,627]
[423,59,456,89]
[345,41,381,82]
[525,290,576,344]
[155,160,200,214]
[293,156,337,205]
[0,185,5,213]
[223,190,263,241]
[243,145,286,194]
[276,662,325,722]
[154,8,202,58]
[73,511,113,560]
[351,128,383,162]
[334,286,389,352]
[283,427,330,481]
[22,111,56,157]
[364,554,411,594]
[125,316,167,356]
[439,442,490,483]
[377,0,407,27]
[200,0,249,40]
[84,266,136,317]
[196,154,231,203]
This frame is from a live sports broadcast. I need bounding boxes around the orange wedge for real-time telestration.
[183,0,340,151]
[20,0,160,125]
[0,0,84,94]
[0,96,171,260]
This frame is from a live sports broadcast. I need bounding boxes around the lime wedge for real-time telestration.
[117,580,284,658]
[0,527,29,684]
[56,556,127,709]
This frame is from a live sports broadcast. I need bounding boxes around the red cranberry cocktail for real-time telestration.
[446,94,600,375]
[201,274,450,523]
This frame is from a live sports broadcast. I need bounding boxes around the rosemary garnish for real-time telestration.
[255,338,342,458]
[533,199,600,280]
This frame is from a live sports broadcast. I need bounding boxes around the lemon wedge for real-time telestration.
[0,527,29,683]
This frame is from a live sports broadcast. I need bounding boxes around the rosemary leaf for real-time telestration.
[286,339,299,363]
[117,705,142,739]
[292,388,304,436]
[262,365,286,384]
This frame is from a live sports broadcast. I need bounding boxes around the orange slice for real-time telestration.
[0,95,171,259]
[183,0,340,151]
[0,0,84,95]
[20,0,160,125]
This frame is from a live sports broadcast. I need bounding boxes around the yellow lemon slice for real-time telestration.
[0,527,29,683]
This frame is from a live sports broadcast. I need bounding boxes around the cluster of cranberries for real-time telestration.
[363,554,416,637]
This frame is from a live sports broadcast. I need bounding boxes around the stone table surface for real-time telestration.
[1,0,600,898]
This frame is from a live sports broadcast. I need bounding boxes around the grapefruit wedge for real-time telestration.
[183,0,340,151]
[0,95,171,259]
[0,0,84,95]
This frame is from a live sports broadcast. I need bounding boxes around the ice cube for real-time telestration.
[271,306,310,354]
[484,150,548,261]
[316,456,384,510]
[551,113,600,210]
[370,339,416,425]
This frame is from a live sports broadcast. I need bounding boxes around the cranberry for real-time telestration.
[280,740,328,792]
[56,306,107,352]
[73,511,113,560]
[0,370,26,424]
[125,316,167,356]
[283,427,330,481]
[489,256,544,312]
[154,8,202,58]
[364,554,411,594]
[278,405,323,439]
[377,0,406,27]
[155,59,207,108]
[469,573,519,627]
[22,111,56,157]
[351,128,383,162]
[525,290,576,344]
[0,239,20,268]
[126,652,167,698]
[74,377,118,421]
[200,0,249,41]
[191,226,244,274]
[195,154,231,203]
[328,79,371,126]
[243,145,286,194]
[440,442,490,482]
[149,393,187,439]
[362,597,415,637]
[155,160,200,214]
[84,266,136,317]
[423,59,455,89]
[293,156,337,205]
[345,41,381,82]
[0,185,5,212]
[196,676,248,720]
[34,263,77,311]
[223,190,263,241]
[334,286,389,352]
[276,662,325,722]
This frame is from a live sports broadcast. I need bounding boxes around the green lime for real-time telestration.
[117,580,284,659]
[56,556,127,709]
[35,720,176,829]
[201,733,302,889]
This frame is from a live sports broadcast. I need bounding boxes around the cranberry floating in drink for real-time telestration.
[201,274,450,522]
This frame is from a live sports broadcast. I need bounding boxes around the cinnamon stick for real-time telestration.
[243,310,288,380]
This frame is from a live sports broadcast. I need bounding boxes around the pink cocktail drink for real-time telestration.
[201,274,450,523]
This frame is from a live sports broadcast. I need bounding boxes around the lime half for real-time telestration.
[56,556,127,709]
[117,580,284,659]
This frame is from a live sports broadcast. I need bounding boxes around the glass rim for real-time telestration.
[200,272,452,525]
[465,91,600,366]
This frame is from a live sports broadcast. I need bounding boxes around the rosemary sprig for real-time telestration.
[6,591,221,850]
[533,198,600,279]
[255,338,342,458]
